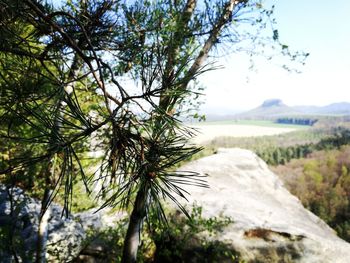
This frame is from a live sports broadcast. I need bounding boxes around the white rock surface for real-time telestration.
[178,148,350,263]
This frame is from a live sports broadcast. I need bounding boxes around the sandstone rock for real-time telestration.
[0,184,125,262]
[178,148,350,263]
[46,204,86,262]
[0,186,38,262]
[0,185,86,262]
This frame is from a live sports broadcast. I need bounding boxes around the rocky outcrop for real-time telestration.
[0,185,123,262]
[0,185,86,262]
[178,148,350,263]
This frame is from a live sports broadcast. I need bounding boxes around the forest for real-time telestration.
[272,146,350,242]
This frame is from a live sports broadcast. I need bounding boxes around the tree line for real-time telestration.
[256,127,350,165]
[276,117,318,126]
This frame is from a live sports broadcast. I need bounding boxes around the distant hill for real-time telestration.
[234,99,301,119]
[294,102,350,115]
[200,100,350,122]
[234,99,350,119]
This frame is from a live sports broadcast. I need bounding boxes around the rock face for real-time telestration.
[0,185,86,262]
[179,148,350,263]
[0,185,122,262]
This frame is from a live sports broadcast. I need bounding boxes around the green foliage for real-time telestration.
[207,127,328,165]
[78,217,129,263]
[208,127,325,149]
[254,127,350,166]
[150,206,238,263]
[80,206,239,263]
[59,180,97,213]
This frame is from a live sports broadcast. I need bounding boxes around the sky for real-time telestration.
[49,0,350,114]
[199,0,350,114]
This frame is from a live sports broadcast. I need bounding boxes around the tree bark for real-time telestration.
[121,185,149,263]
[35,189,52,263]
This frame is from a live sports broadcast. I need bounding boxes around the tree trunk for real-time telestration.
[35,189,52,263]
[121,185,149,263]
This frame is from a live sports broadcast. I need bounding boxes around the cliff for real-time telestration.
[178,148,350,262]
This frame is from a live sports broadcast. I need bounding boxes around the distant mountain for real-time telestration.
[294,102,350,115]
[200,100,350,122]
[260,99,286,108]
[234,99,350,119]
[234,99,301,119]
